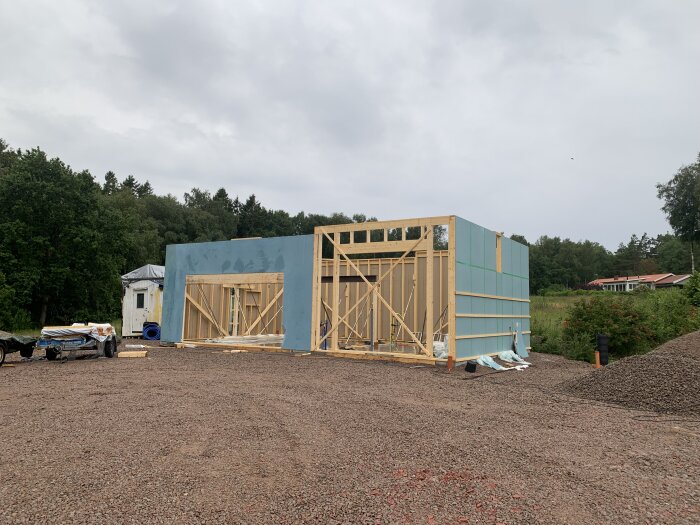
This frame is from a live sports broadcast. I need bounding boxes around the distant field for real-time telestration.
[530,296,579,335]
[530,295,583,359]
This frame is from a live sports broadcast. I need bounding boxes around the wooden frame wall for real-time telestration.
[311,216,456,363]
[318,254,449,346]
[183,273,284,341]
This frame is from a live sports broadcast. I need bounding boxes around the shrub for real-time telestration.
[641,288,700,342]
[563,294,655,357]
[560,289,700,359]
[684,271,700,306]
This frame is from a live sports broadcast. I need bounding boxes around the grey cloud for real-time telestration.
[1,0,700,249]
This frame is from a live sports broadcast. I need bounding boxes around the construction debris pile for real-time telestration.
[564,331,700,416]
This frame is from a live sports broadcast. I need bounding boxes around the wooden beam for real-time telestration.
[316,215,451,234]
[315,349,440,365]
[321,299,364,340]
[455,331,531,340]
[178,341,290,353]
[448,216,456,362]
[457,314,531,318]
[245,287,284,335]
[496,232,503,273]
[231,288,239,336]
[455,291,530,303]
[425,226,434,357]
[329,239,428,255]
[118,350,148,358]
[331,232,340,351]
[185,291,227,337]
[186,273,284,285]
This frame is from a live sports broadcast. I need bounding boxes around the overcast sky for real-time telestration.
[1,1,699,249]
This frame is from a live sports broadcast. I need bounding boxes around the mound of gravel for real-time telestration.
[652,330,700,361]
[563,332,700,416]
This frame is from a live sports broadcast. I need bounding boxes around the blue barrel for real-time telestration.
[143,323,161,340]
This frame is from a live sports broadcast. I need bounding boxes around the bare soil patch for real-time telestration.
[1,343,698,524]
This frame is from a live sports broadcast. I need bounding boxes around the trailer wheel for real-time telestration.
[0,342,6,366]
[45,348,58,361]
[104,338,116,358]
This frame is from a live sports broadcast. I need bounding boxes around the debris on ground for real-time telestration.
[563,331,700,416]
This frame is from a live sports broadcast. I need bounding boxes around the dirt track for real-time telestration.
[1,345,699,524]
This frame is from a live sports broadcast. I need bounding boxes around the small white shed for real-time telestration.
[121,264,165,337]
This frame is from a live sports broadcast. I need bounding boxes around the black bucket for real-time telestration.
[465,361,477,373]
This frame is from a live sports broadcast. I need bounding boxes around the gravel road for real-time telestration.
[1,345,698,524]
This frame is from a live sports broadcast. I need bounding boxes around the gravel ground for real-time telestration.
[1,343,699,524]
[564,332,700,416]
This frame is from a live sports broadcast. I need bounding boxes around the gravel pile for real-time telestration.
[564,331,700,416]
[653,331,700,361]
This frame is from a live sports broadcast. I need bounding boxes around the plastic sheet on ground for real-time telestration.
[432,339,448,359]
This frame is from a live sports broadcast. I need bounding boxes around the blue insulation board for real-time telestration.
[454,217,529,360]
[160,235,314,351]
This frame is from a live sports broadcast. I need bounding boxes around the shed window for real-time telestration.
[136,293,145,309]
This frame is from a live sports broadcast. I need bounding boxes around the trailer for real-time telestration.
[0,331,36,365]
[36,323,117,360]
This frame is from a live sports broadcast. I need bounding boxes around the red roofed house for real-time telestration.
[588,273,691,291]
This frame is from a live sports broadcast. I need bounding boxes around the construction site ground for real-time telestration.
[1,343,698,524]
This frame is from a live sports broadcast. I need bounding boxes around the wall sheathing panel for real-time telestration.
[161,236,314,350]
[454,217,530,361]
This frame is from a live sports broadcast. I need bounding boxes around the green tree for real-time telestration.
[684,272,700,306]
[656,234,692,274]
[0,147,129,326]
[103,171,118,195]
[657,153,700,270]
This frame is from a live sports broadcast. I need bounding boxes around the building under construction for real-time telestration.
[161,215,530,367]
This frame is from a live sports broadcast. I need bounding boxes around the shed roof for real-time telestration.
[121,264,165,284]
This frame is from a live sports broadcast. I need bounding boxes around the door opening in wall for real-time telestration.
[183,273,284,347]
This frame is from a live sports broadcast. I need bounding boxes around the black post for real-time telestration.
[596,334,609,366]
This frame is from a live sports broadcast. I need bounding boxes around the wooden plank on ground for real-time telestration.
[118,350,148,358]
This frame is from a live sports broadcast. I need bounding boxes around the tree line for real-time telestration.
[0,138,697,328]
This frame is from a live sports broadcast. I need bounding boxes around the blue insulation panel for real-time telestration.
[454,217,529,360]
[161,235,314,351]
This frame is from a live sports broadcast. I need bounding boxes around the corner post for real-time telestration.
[447,216,456,370]
[425,226,434,357]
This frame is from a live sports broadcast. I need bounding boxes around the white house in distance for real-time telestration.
[121,264,165,337]
[589,273,691,292]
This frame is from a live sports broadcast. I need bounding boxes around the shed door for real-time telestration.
[132,288,149,333]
